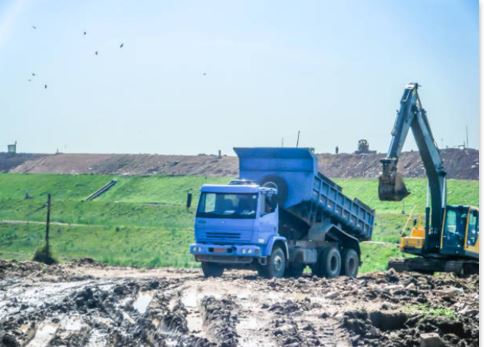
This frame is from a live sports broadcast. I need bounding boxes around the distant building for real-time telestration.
[354,139,376,154]
[7,141,17,154]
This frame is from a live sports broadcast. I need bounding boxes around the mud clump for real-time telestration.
[342,310,478,347]
[201,296,239,347]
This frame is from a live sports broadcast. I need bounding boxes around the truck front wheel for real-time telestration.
[258,246,286,279]
[201,262,224,278]
[341,248,359,277]
[312,246,341,278]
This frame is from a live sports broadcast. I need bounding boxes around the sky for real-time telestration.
[0,0,479,155]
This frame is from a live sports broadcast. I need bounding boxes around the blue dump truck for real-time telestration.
[189,147,374,278]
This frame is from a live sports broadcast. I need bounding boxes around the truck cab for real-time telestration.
[190,180,287,277]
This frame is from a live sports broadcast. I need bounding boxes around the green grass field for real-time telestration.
[0,173,478,273]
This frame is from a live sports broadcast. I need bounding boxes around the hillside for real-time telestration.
[0,173,478,272]
[1,147,479,179]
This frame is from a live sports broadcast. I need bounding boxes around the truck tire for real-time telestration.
[201,262,224,278]
[284,263,305,278]
[341,248,359,277]
[258,246,286,279]
[260,175,288,205]
[312,246,341,278]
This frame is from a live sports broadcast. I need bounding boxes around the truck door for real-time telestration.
[257,192,278,242]
[441,207,467,255]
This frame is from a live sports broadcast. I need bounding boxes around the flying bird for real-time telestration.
[83,31,87,35]
[119,43,124,48]
[202,72,207,76]
[27,79,32,82]
[95,51,98,55]
[32,73,36,77]
[32,25,37,29]
[44,84,47,89]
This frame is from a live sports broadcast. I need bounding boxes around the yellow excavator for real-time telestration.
[379,83,479,275]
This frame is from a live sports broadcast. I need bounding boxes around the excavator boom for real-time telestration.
[379,83,447,252]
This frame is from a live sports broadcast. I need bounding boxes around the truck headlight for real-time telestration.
[241,249,247,254]
[257,238,265,244]
[247,249,253,254]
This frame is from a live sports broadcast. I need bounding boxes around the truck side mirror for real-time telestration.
[269,194,278,210]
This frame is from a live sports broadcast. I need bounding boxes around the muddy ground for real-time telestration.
[0,260,478,347]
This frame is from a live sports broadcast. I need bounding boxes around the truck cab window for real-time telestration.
[197,193,257,219]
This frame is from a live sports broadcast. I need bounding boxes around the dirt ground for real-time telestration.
[3,148,478,179]
[0,259,479,347]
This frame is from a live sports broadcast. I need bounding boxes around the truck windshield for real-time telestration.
[197,193,258,219]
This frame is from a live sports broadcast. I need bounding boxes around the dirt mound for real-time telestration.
[317,148,479,179]
[0,153,48,172]
[0,261,479,346]
[5,148,478,179]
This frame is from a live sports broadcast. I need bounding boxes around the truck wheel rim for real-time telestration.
[273,253,284,274]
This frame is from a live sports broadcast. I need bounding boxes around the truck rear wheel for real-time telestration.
[201,262,224,278]
[258,246,286,279]
[312,246,341,278]
[341,248,359,277]
[284,263,305,278]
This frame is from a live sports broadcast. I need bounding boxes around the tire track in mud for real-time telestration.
[0,261,479,347]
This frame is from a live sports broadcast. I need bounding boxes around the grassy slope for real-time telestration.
[0,173,478,272]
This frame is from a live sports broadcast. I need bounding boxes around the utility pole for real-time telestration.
[281,137,284,147]
[296,130,300,147]
[45,193,51,252]
[465,126,469,148]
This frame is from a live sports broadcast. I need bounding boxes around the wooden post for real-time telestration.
[45,193,51,251]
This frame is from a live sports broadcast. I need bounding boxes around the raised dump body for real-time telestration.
[190,147,375,279]
[234,147,374,241]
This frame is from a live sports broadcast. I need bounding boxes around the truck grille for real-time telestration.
[206,232,241,240]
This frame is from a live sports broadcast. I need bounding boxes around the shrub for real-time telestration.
[33,245,57,265]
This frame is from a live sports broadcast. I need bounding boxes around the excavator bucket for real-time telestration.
[378,159,410,201]
[378,172,410,201]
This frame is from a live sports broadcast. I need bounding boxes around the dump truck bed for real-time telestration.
[234,147,374,241]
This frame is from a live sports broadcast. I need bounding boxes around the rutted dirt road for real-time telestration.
[0,260,479,347]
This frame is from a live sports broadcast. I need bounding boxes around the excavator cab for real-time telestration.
[400,206,480,259]
[378,159,410,201]
[440,206,479,258]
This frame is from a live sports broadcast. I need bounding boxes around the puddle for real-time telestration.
[63,316,84,331]
[133,291,154,314]
[26,322,58,347]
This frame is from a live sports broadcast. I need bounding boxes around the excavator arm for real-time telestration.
[379,83,447,245]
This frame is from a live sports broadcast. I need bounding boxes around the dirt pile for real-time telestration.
[4,148,478,179]
[0,261,479,346]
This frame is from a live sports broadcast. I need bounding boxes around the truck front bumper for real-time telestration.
[190,243,264,263]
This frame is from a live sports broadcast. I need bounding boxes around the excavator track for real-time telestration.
[388,257,479,276]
